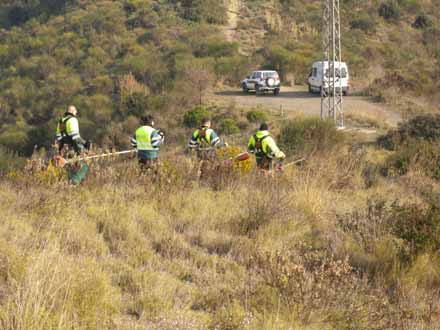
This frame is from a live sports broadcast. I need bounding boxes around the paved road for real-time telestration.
[212,87,401,128]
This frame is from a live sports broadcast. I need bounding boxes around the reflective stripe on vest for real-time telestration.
[136,126,155,150]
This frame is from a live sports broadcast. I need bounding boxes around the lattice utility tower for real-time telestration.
[321,0,344,128]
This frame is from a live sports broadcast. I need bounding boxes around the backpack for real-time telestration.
[254,134,269,154]
[197,128,209,143]
[59,116,73,136]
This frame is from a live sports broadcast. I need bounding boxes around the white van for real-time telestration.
[307,61,349,96]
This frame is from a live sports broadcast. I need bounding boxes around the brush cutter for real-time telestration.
[222,152,250,166]
[53,150,137,168]
[233,152,250,162]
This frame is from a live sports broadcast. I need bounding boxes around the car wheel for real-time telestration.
[255,85,261,96]
[343,88,349,96]
[242,83,249,94]
[273,88,280,96]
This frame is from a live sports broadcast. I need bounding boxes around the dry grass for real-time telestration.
[1,132,440,330]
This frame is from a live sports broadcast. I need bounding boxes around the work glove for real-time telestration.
[277,151,286,160]
[158,130,165,142]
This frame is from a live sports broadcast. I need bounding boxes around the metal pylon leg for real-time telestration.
[321,0,344,129]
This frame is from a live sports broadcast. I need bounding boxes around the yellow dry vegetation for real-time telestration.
[1,133,440,329]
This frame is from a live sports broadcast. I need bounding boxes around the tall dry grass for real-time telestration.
[1,125,440,330]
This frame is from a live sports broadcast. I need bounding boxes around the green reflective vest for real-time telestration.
[193,128,214,146]
[135,125,155,150]
[248,130,284,159]
[57,114,79,138]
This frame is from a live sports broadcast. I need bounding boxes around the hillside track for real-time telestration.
[212,87,402,128]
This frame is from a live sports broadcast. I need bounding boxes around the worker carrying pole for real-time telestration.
[131,115,165,173]
[247,123,286,172]
[54,105,91,184]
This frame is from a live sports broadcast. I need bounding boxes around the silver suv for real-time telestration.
[242,70,281,96]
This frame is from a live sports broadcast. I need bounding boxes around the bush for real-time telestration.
[219,118,240,135]
[256,245,388,326]
[413,14,432,29]
[183,105,211,128]
[279,118,345,156]
[0,127,28,154]
[379,115,440,180]
[350,16,376,33]
[379,1,401,21]
[391,201,440,255]
[378,114,440,150]
[385,140,440,179]
[246,110,268,124]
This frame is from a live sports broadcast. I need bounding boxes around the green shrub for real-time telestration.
[246,110,268,124]
[378,114,440,150]
[123,92,149,117]
[350,16,376,33]
[413,14,432,29]
[391,202,440,256]
[183,105,211,128]
[0,127,28,153]
[219,118,240,135]
[378,1,401,21]
[279,118,345,156]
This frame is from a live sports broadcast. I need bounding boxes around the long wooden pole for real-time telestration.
[64,150,137,165]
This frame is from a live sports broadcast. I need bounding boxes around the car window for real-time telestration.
[325,68,344,78]
[254,72,262,78]
[263,72,278,78]
[341,67,347,78]
[313,68,318,77]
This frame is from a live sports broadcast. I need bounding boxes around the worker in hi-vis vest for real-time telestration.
[188,118,226,160]
[55,105,90,184]
[55,105,90,154]
[248,123,285,171]
[131,115,165,170]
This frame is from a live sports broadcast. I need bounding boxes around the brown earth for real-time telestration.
[211,86,402,129]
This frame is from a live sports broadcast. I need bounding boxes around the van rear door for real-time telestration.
[308,64,321,91]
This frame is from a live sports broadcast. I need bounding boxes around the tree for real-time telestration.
[184,59,213,106]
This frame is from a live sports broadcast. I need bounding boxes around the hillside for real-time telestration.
[1,1,440,329]
[0,0,439,155]
[233,0,440,105]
